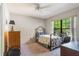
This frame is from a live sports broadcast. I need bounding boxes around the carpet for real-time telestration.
[21,42,60,56]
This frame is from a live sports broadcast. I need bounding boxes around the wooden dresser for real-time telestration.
[4,31,20,55]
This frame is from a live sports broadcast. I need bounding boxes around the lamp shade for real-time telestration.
[9,20,15,25]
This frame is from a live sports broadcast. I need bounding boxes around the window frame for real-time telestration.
[53,18,71,36]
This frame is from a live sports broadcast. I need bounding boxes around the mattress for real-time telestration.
[38,35,50,45]
[38,34,61,45]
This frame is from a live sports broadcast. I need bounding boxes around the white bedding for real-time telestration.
[38,34,61,46]
[38,35,50,45]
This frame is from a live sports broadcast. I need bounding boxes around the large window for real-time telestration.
[54,18,71,36]
[62,18,71,35]
[54,20,61,35]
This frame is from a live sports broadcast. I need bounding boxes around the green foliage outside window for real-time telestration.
[53,18,71,36]
[54,20,61,28]
[62,18,70,28]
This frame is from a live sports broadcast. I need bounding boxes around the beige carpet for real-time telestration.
[27,43,49,54]
[21,42,60,56]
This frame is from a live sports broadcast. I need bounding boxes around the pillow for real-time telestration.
[39,32,44,35]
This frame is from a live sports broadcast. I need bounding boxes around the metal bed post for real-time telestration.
[49,33,53,51]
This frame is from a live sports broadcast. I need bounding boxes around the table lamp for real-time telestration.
[9,20,15,31]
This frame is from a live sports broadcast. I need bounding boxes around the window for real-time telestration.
[54,20,61,35]
[53,18,71,36]
[62,18,71,35]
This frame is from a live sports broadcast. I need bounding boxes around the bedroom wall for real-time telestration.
[45,7,79,41]
[10,13,45,44]
[2,4,10,55]
[76,16,79,41]
[0,5,2,56]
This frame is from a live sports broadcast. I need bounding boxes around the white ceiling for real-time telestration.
[7,3,79,19]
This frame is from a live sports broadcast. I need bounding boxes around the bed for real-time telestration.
[35,26,62,51]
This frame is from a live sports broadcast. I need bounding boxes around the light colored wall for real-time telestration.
[10,13,45,44]
[45,7,79,41]
[45,19,53,34]
[2,4,10,55]
[0,5,2,56]
[76,16,79,41]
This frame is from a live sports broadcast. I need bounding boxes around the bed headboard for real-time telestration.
[35,26,46,39]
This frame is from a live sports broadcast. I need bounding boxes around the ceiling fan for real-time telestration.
[34,3,52,10]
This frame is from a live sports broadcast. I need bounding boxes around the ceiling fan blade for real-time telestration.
[33,3,52,10]
[33,3,40,10]
[39,4,52,9]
